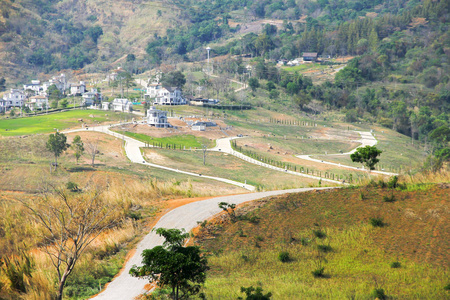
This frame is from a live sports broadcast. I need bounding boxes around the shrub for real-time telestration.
[317,244,333,253]
[359,191,365,200]
[313,229,326,239]
[372,288,387,300]
[376,179,386,188]
[301,237,310,246]
[383,194,396,202]
[278,251,291,262]
[66,181,81,192]
[387,175,399,188]
[444,283,450,290]
[312,267,325,278]
[256,236,264,242]
[370,217,385,227]
[391,261,401,268]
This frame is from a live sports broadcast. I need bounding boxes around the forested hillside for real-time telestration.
[0,0,448,165]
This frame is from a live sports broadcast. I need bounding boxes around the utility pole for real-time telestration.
[202,144,207,165]
[206,47,211,75]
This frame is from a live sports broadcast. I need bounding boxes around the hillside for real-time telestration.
[195,183,450,299]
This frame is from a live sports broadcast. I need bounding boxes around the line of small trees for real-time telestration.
[268,118,317,126]
[230,140,350,182]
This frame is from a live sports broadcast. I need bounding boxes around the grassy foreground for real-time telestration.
[195,184,449,299]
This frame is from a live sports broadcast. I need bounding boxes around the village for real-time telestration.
[0,70,221,126]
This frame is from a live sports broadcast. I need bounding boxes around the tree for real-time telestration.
[71,135,84,164]
[350,145,382,170]
[0,77,6,92]
[47,84,62,100]
[161,71,186,88]
[59,99,69,108]
[248,77,260,92]
[85,138,99,167]
[46,132,70,171]
[130,228,208,300]
[238,286,272,300]
[18,184,120,300]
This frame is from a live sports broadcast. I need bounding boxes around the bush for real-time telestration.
[387,175,399,188]
[317,245,333,253]
[371,288,387,300]
[301,237,310,246]
[370,217,385,227]
[278,251,291,262]
[312,267,325,278]
[66,181,81,192]
[391,261,401,268]
[313,229,326,239]
[383,194,396,202]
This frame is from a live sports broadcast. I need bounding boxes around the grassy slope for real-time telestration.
[196,185,449,299]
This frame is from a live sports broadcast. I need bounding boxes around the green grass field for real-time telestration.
[116,131,214,148]
[196,186,449,299]
[0,110,133,136]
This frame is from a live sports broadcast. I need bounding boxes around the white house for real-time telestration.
[112,98,132,112]
[2,89,26,110]
[23,80,42,95]
[70,81,86,95]
[145,83,162,98]
[26,95,48,111]
[153,86,185,105]
[147,106,169,128]
[43,74,67,93]
[101,102,110,110]
[82,88,102,106]
[0,99,6,113]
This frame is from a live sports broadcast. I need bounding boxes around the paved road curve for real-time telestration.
[91,187,334,299]
[296,131,398,176]
[64,125,255,191]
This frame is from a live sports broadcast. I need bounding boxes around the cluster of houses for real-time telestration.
[1,70,221,115]
[0,74,103,113]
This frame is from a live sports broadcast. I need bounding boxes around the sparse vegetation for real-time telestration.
[370,217,385,227]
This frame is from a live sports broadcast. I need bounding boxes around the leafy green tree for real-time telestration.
[46,132,70,170]
[59,99,69,108]
[350,145,382,170]
[161,71,186,88]
[71,135,84,164]
[266,81,276,91]
[130,228,208,300]
[126,54,136,62]
[238,286,272,300]
[248,78,260,92]
[0,77,6,91]
[47,84,62,100]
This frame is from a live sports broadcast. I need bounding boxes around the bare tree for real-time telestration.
[85,138,100,167]
[18,185,121,300]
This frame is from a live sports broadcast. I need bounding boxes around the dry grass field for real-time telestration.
[195,180,450,299]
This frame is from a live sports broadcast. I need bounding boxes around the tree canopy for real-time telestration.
[350,145,382,170]
[46,132,70,170]
[130,228,208,300]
